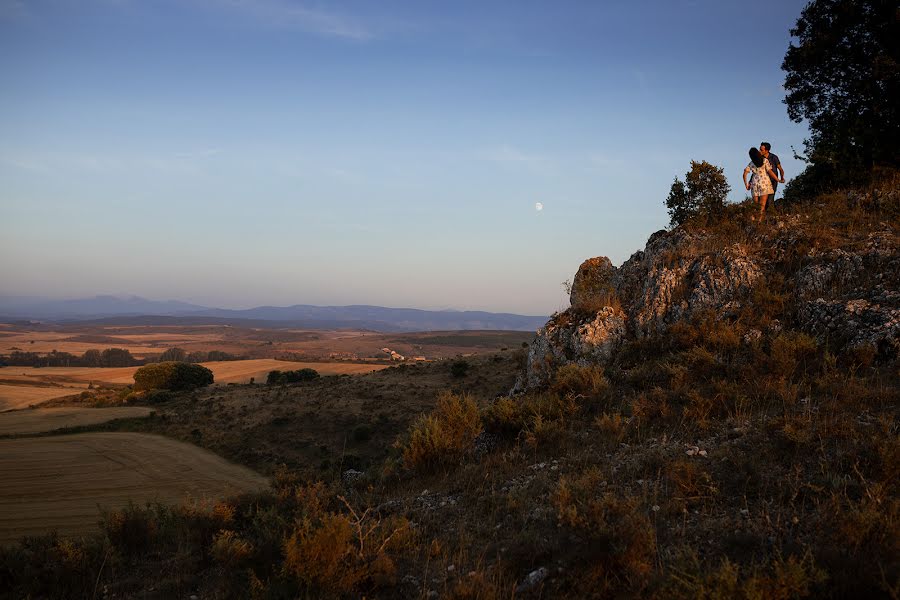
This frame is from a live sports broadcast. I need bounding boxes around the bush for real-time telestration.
[398,392,481,470]
[554,468,657,590]
[133,361,214,391]
[551,363,609,400]
[267,368,320,385]
[450,360,470,378]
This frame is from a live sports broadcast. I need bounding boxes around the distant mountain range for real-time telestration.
[0,295,548,332]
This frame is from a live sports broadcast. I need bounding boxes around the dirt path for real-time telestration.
[0,432,269,544]
[0,407,154,435]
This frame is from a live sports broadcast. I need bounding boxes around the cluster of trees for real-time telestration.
[133,362,214,392]
[148,347,243,364]
[0,348,139,368]
[0,345,245,368]
[781,0,899,201]
[266,368,320,385]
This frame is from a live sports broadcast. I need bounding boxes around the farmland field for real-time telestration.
[0,358,390,390]
[0,384,86,411]
[0,432,268,544]
[0,406,154,435]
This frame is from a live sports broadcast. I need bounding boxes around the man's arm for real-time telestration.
[777,162,785,182]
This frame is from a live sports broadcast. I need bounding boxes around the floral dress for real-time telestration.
[748,158,774,196]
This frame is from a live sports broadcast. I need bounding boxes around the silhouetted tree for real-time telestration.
[782,0,899,176]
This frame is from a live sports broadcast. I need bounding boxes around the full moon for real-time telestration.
[535,202,544,211]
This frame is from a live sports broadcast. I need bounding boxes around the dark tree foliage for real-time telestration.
[133,361,214,391]
[81,349,102,367]
[0,348,140,367]
[158,347,187,363]
[100,348,138,367]
[450,360,470,378]
[665,161,731,227]
[782,0,900,172]
[266,368,320,385]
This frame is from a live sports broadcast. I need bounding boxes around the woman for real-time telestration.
[743,147,779,221]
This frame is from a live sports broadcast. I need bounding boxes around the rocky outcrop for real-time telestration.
[795,229,900,356]
[514,307,626,393]
[569,257,616,308]
[516,218,899,392]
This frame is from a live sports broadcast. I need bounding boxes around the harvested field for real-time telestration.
[0,385,83,411]
[0,366,139,386]
[0,407,154,435]
[204,358,390,383]
[0,359,388,390]
[0,432,269,544]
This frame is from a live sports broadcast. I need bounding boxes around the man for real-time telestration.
[760,142,785,208]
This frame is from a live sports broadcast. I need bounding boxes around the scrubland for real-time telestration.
[1,192,897,599]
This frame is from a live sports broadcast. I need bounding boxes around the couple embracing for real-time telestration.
[743,142,785,221]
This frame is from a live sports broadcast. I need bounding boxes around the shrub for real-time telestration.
[551,363,609,400]
[102,503,158,556]
[769,332,818,379]
[554,468,657,590]
[399,392,481,470]
[450,360,470,378]
[210,529,254,569]
[282,494,413,595]
[132,361,213,391]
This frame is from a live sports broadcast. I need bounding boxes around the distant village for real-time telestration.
[326,348,428,362]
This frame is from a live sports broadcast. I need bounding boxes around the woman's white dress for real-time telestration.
[748,158,774,196]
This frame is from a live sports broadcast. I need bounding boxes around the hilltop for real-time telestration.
[1,181,898,599]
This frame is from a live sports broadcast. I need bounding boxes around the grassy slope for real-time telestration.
[1,194,897,599]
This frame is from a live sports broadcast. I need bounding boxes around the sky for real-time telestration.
[0,0,812,315]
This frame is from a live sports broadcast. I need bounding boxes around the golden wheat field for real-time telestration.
[0,385,86,411]
[0,432,269,544]
[0,359,392,411]
[0,407,154,435]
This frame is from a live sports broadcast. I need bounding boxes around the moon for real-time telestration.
[535,202,544,211]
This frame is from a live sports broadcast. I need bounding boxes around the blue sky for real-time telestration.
[0,0,810,315]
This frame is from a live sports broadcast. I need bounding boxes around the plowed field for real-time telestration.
[0,407,154,435]
[0,433,268,544]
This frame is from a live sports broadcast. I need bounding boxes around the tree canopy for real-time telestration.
[782,0,899,170]
[665,161,731,227]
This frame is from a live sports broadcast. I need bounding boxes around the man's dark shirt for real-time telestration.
[767,153,781,184]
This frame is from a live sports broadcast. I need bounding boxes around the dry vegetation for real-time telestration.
[0,194,897,599]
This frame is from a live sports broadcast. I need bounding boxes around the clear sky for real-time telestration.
[0,0,811,315]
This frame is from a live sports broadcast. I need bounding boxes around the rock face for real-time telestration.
[795,230,900,356]
[569,257,616,309]
[516,307,626,392]
[515,217,899,392]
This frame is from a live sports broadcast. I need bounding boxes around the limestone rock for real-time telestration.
[569,256,616,309]
[514,207,898,394]
[513,307,626,391]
